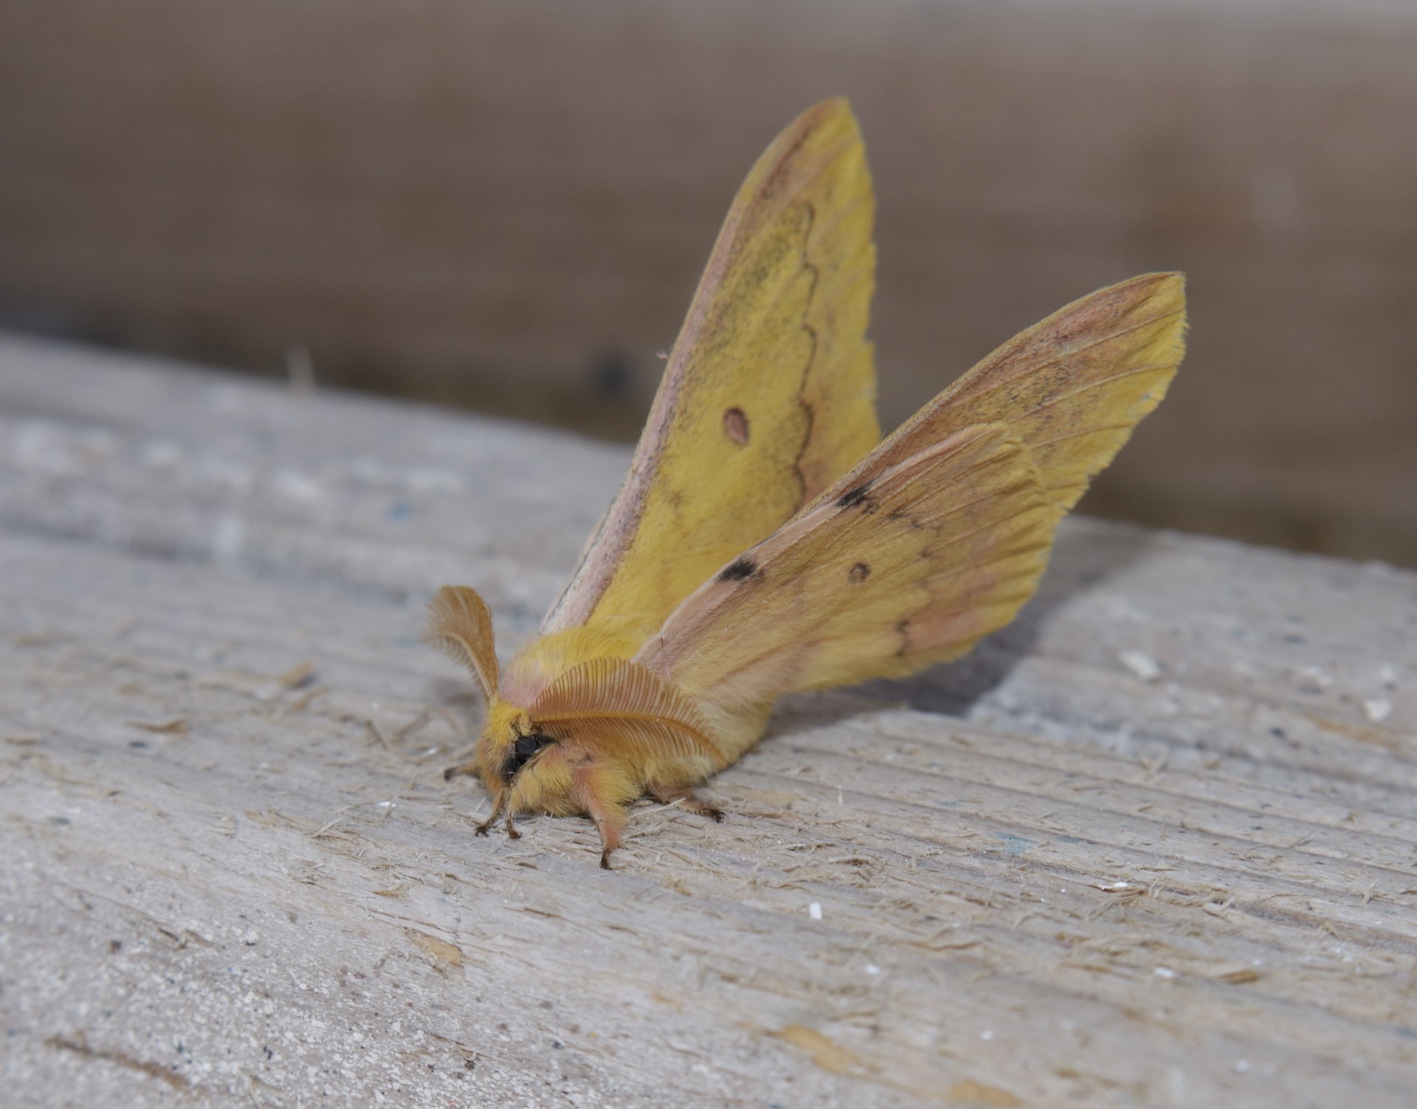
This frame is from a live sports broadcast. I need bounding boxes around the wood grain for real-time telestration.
[1,334,1414,1106]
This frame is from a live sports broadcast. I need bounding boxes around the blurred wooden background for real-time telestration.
[1,0,1414,564]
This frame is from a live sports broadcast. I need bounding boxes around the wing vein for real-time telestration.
[1027,362,1180,412]
[950,305,1184,399]
[1029,423,1141,450]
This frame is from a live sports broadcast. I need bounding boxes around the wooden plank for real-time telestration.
[1,333,1414,1106]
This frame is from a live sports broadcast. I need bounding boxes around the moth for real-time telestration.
[428,98,1185,867]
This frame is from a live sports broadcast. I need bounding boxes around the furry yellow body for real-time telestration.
[427,99,1186,866]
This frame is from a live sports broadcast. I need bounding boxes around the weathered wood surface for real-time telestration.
[1,334,1414,1107]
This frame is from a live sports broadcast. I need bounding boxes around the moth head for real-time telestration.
[504,729,556,781]
[473,698,546,781]
[474,698,582,817]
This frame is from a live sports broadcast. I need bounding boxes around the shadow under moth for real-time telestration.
[427,98,1186,867]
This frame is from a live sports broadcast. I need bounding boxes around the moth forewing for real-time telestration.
[540,97,880,642]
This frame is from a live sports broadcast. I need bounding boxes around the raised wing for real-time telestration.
[542,98,880,642]
[635,273,1186,710]
[861,272,1185,514]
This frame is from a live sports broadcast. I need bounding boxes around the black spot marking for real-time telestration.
[723,406,750,445]
[719,557,758,582]
[848,562,871,583]
[502,731,554,781]
[837,482,873,509]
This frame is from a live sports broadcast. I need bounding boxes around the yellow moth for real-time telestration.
[428,98,1185,867]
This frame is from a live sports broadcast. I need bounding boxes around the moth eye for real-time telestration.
[513,733,553,761]
[503,732,556,781]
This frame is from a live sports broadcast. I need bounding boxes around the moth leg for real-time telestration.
[474,791,508,837]
[443,758,479,781]
[587,801,626,870]
[572,769,629,869]
[648,784,724,823]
